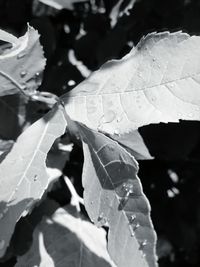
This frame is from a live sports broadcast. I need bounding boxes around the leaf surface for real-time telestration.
[39,0,87,10]
[62,31,200,136]
[0,25,46,96]
[77,122,157,267]
[15,204,115,267]
[0,104,67,257]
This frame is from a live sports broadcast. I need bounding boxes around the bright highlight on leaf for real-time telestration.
[39,0,88,10]
[0,104,67,257]
[62,31,200,136]
[0,25,46,97]
[15,204,115,267]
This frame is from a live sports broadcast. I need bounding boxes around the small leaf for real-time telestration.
[77,122,158,267]
[0,25,46,97]
[0,104,67,257]
[62,31,200,136]
[15,204,116,267]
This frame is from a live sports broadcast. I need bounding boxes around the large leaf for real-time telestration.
[0,25,46,96]
[15,204,115,267]
[77,122,157,267]
[62,31,200,136]
[0,104,67,257]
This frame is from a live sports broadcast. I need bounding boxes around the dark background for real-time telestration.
[0,0,200,266]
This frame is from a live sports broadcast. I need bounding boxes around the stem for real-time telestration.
[63,176,84,212]
[0,70,27,96]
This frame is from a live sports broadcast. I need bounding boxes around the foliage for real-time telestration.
[0,1,200,267]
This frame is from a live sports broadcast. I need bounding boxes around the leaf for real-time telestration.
[39,0,87,10]
[62,31,200,137]
[0,104,67,258]
[112,130,153,160]
[0,25,46,97]
[15,204,116,267]
[77,122,157,267]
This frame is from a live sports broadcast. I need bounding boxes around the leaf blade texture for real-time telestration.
[0,25,46,96]
[39,0,87,10]
[77,122,158,267]
[62,31,200,136]
[0,104,66,257]
[15,204,116,267]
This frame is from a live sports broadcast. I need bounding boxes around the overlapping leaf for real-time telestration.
[0,25,46,96]
[15,204,115,267]
[62,31,200,136]
[0,104,67,257]
[77,122,157,267]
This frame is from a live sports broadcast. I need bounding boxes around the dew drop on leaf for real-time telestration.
[97,213,107,227]
[122,182,134,196]
[104,110,116,123]
[129,214,136,224]
[139,240,147,250]
[17,53,26,59]
[133,222,140,232]
[20,71,27,78]
[114,129,120,135]
[0,240,5,250]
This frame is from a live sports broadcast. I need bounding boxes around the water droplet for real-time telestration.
[169,83,174,88]
[195,106,200,111]
[97,213,107,226]
[122,182,134,196]
[0,240,5,250]
[139,240,147,250]
[129,214,136,224]
[116,116,122,123]
[133,222,140,231]
[17,53,26,59]
[152,58,156,62]
[34,175,38,181]
[68,80,76,86]
[0,213,3,220]
[20,71,27,78]
[62,85,67,90]
[114,129,120,135]
[103,110,116,123]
